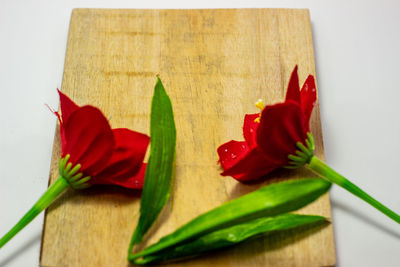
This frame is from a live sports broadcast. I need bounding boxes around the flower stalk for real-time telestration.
[0,176,69,248]
[285,132,400,224]
[0,154,91,249]
[307,156,400,224]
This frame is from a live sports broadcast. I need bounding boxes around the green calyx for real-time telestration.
[59,154,91,189]
[285,132,315,169]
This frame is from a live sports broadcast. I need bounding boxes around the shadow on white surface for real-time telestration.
[0,233,41,267]
[331,200,400,239]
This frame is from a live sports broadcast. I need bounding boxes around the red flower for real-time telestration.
[217,66,317,182]
[53,90,149,189]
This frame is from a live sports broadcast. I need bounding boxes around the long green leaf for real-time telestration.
[134,213,328,264]
[130,178,331,260]
[128,77,176,253]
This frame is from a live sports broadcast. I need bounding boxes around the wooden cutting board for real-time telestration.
[40,8,336,266]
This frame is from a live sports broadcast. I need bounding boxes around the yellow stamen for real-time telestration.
[254,99,264,123]
[255,99,264,110]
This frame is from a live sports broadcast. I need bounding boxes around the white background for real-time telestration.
[1,1,400,266]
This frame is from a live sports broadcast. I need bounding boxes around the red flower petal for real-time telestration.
[96,163,147,189]
[217,140,249,170]
[285,65,300,104]
[120,163,147,189]
[63,106,114,175]
[91,128,150,188]
[300,75,317,132]
[243,113,260,148]
[217,66,316,182]
[217,140,278,181]
[58,89,79,123]
[256,101,307,165]
[56,90,80,151]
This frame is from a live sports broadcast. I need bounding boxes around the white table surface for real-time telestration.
[1,1,400,266]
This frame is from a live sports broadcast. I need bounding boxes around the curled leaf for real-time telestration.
[133,213,328,264]
[130,178,331,261]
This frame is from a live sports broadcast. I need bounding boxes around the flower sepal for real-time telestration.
[59,155,91,189]
[285,132,315,169]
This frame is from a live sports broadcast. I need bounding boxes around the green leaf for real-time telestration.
[128,77,176,253]
[130,178,331,261]
[134,213,328,264]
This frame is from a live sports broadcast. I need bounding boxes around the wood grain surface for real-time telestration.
[40,8,336,267]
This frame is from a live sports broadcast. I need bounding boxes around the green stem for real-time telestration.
[0,176,70,248]
[308,156,400,224]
